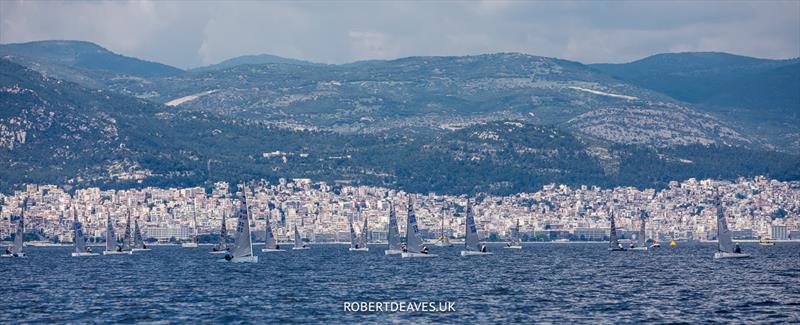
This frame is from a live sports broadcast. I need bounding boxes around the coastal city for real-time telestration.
[1,176,798,244]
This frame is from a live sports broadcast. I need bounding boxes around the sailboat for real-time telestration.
[2,214,25,258]
[211,209,228,254]
[349,207,369,251]
[504,218,522,249]
[435,209,453,247]
[630,210,648,251]
[120,211,134,253]
[292,223,310,250]
[385,203,403,255]
[713,197,749,259]
[222,190,258,262]
[182,200,199,248]
[131,217,151,252]
[71,209,99,257]
[261,215,284,252]
[401,198,437,258]
[461,199,492,256]
[104,213,130,255]
[608,208,625,251]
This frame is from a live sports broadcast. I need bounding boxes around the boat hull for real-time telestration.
[209,250,227,254]
[261,248,286,252]
[181,243,198,248]
[384,249,403,255]
[131,248,152,252]
[401,252,437,258]
[504,245,522,249]
[629,247,648,251]
[103,250,132,255]
[71,252,99,257]
[649,244,661,248]
[435,243,453,247]
[1,253,25,258]
[714,252,750,259]
[348,247,369,252]
[460,251,493,256]
[292,246,311,250]
[219,255,258,263]
[609,248,627,251]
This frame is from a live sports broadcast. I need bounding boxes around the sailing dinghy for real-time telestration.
[292,224,310,250]
[349,207,369,252]
[435,208,453,247]
[131,218,151,252]
[222,190,258,263]
[103,213,131,255]
[401,198,437,258]
[2,214,26,258]
[505,218,522,249]
[461,199,492,256]
[629,210,648,251]
[608,208,626,251]
[713,197,750,259]
[211,210,229,254]
[261,216,285,252]
[182,200,199,248]
[385,203,403,255]
[71,208,99,257]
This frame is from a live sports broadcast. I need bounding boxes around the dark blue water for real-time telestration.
[2,243,799,324]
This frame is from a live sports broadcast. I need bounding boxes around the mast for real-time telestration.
[638,210,647,248]
[122,210,132,251]
[360,211,368,246]
[349,215,357,249]
[265,216,277,249]
[294,224,303,247]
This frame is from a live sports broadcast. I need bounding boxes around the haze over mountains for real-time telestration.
[1,40,798,193]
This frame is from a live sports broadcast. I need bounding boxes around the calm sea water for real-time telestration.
[2,242,799,324]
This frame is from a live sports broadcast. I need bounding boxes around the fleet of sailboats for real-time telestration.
[461,199,492,256]
[2,193,766,261]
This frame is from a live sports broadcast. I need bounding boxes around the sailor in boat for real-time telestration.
[480,244,487,253]
[224,253,233,261]
[401,244,408,253]
[116,245,123,252]
[275,244,280,250]
[86,246,93,253]
[420,245,429,254]
[4,247,10,255]
[734,243,742,254]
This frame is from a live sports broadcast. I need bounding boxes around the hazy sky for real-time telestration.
[1,0,798,69]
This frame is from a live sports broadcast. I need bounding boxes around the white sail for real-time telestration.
[231,196,254,258]
[12,214,24,255]
[387,203,401,250]
[464,199,481,251]
[293,224,304,248]
[265,218,278,250]
[637,210,647,248]
[405,199,424,253]
[509,218,521,246]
